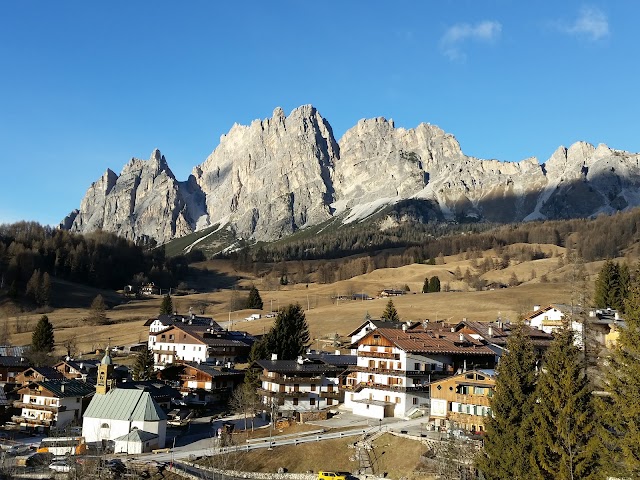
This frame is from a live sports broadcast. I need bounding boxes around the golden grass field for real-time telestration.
[0,243,627,357]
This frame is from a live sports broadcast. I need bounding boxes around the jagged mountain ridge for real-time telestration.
[63,105,640,246]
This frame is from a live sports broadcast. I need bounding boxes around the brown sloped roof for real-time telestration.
[366,328,495,355]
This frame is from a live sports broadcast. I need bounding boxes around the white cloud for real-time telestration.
[440,20,502,61]
[559,6,609,41]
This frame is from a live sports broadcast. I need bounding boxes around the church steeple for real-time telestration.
[96,345,114,395]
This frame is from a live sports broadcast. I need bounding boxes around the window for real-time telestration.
[327,398,333,406]
[414,363,420,370]
[169,334,174,340]
[395,397,401,404]
[437,385,442,390]
[311,384,316,392]
[310,398,315,406]
[385,395,390,402]
[183,346,186,350]
[413,398,418,405]
[465,373,474,379]
[476,374,485,381]
[293,398,299,406]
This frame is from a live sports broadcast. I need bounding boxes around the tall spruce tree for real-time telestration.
[132,347,155,381]
[422,277,429,293]
[530,326,601,479]
[246,285,263,309]
[160,294,173,315]
[381,299,400,322]
[594,260,624,311]
[476,322,537,479]
[31,315,55,353]
[428,276,441,292]
[598,265,640,477]
[250,303,310,361]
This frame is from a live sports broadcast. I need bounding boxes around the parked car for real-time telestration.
[318,472,347,480]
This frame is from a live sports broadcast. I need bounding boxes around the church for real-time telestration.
[81,350,167,453]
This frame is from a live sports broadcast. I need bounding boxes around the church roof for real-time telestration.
[113,428,158,443]
[84,388,167,422]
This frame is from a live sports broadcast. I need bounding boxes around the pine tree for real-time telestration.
[422,277,429,293]
[598,266,640,477]
[594,260,623,310]
[251,303,310,361]
[25,269,42,304]
[477,322,537,479]
[132,347,155,381]
[31,315,54,353]
[381,299,400,322]
[246,285,263,309]
[428,276,441,292]
[160,294,173,315]
[530,327,601,479]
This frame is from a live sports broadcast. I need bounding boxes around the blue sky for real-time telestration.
[1,1,638,226]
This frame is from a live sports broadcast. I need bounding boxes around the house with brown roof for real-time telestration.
[148,323,255,369]
[162,361,245,405]
[429,369,496,433]
[344,327,495,419]
[14,366,64,387]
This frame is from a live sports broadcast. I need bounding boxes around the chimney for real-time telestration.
[402,324,407,332]
[459,333,465,342]
[533,305,540,312]
[297,356,304,365]
[271,353,278,361]
[615,311,620,320]
[335,350,340,355]
[487,326,493,338]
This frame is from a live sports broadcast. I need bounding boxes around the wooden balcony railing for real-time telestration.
[357,351,400,360]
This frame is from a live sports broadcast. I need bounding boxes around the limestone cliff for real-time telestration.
[63,106,640,246]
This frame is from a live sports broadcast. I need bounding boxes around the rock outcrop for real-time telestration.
[63,106,640,246]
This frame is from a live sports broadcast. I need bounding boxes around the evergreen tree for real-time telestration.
[132,347,155,381]
[160,294,173,315]
[381,299,400,322]
[530,327,600,479]
[477,322,537,479]
[25,269,42,304]
[251,303,310,361]
[31,315,54,353]
[428,276,441,292]
[89,294,107,324]
[594,260,623,311]
[422,277,429,293]
[598,266,640,477]
[246,285,263,309]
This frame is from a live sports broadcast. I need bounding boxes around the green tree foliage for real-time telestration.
[422,277,429,293]
[246,285,263,310]
[249,303,310,361]
[594,260,629,312]
[0,221,191,305]
[598,266,640,477]
[477,322,537,479]
[381,299,400,322]
[160,294,173,315]
[428,276,441,292]
[31,315,54,353]
[132,348,155,381]
[530,327,600,479]
[89,294,107,324]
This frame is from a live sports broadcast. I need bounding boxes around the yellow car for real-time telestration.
[318,472,347,480]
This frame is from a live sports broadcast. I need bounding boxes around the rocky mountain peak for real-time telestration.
[64,105,640,246]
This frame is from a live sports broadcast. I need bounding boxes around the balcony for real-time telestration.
[319,391,340,399]
[343,382,429,393]
[357,351,400,360]
[11,415,53,426]
[15,402,65,413]
[259,374,323,384]
[352,366,405,376]
[257,388,310,398]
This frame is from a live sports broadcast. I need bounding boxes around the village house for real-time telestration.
[0,356,30,386]
[344,327,495,420]
[348,318,422,346]
[144,312,221,334]
[12,379,95,431]
[525,304,625,348]
[255,353,355,422]
[429,369,496,433]
[165,361,245,405]
[451,319,554,360]
[379,289,407,297]
[14,366,64,386]
[148,323,255,368]
[53,359,99,381]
